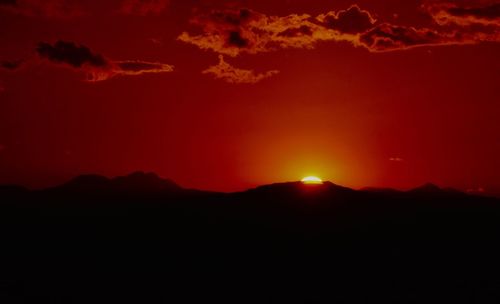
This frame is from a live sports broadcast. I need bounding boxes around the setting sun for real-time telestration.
[301,176,323,184]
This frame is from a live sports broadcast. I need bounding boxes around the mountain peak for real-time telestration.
[112,171,180,192]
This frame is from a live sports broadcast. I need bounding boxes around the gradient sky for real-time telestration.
[0,0,499,193]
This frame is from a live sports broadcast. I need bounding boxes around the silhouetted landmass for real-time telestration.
[1,172,500,303]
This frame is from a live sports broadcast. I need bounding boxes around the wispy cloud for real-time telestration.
[203,55,279,84]
[466,187,486,194]
[389,157,404,162]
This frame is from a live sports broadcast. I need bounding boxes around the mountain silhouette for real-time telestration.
[54,171,182,195]
[39,174,481,201]
[1,173,499,304]
[45,171,187,197]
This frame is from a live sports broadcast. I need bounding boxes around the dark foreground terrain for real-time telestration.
[1,172,500,303]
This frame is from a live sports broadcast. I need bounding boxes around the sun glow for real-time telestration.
[301,176,323,184]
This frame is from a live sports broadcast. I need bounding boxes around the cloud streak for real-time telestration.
[358,23,475,52]
[203,55,278,84]
[36,40,174,81]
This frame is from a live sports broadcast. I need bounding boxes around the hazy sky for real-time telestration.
[0,0,499,193]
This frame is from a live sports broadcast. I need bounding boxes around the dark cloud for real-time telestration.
[319,5,376,34]
[36,41,109,69]
[1,60,23,70]
[426,2,500,26]
[36,40,173,81]
[448,4,500,19]
[228,31,249,47]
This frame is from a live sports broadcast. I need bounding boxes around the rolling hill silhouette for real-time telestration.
[1,172,500,303]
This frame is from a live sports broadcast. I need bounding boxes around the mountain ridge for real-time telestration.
[0,172,494,200]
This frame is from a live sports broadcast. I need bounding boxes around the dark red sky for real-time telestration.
[0,0,499,193]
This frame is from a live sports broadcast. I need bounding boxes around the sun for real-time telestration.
[301,176,323,184]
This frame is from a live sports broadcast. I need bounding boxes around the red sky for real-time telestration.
[0,0,499,193]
